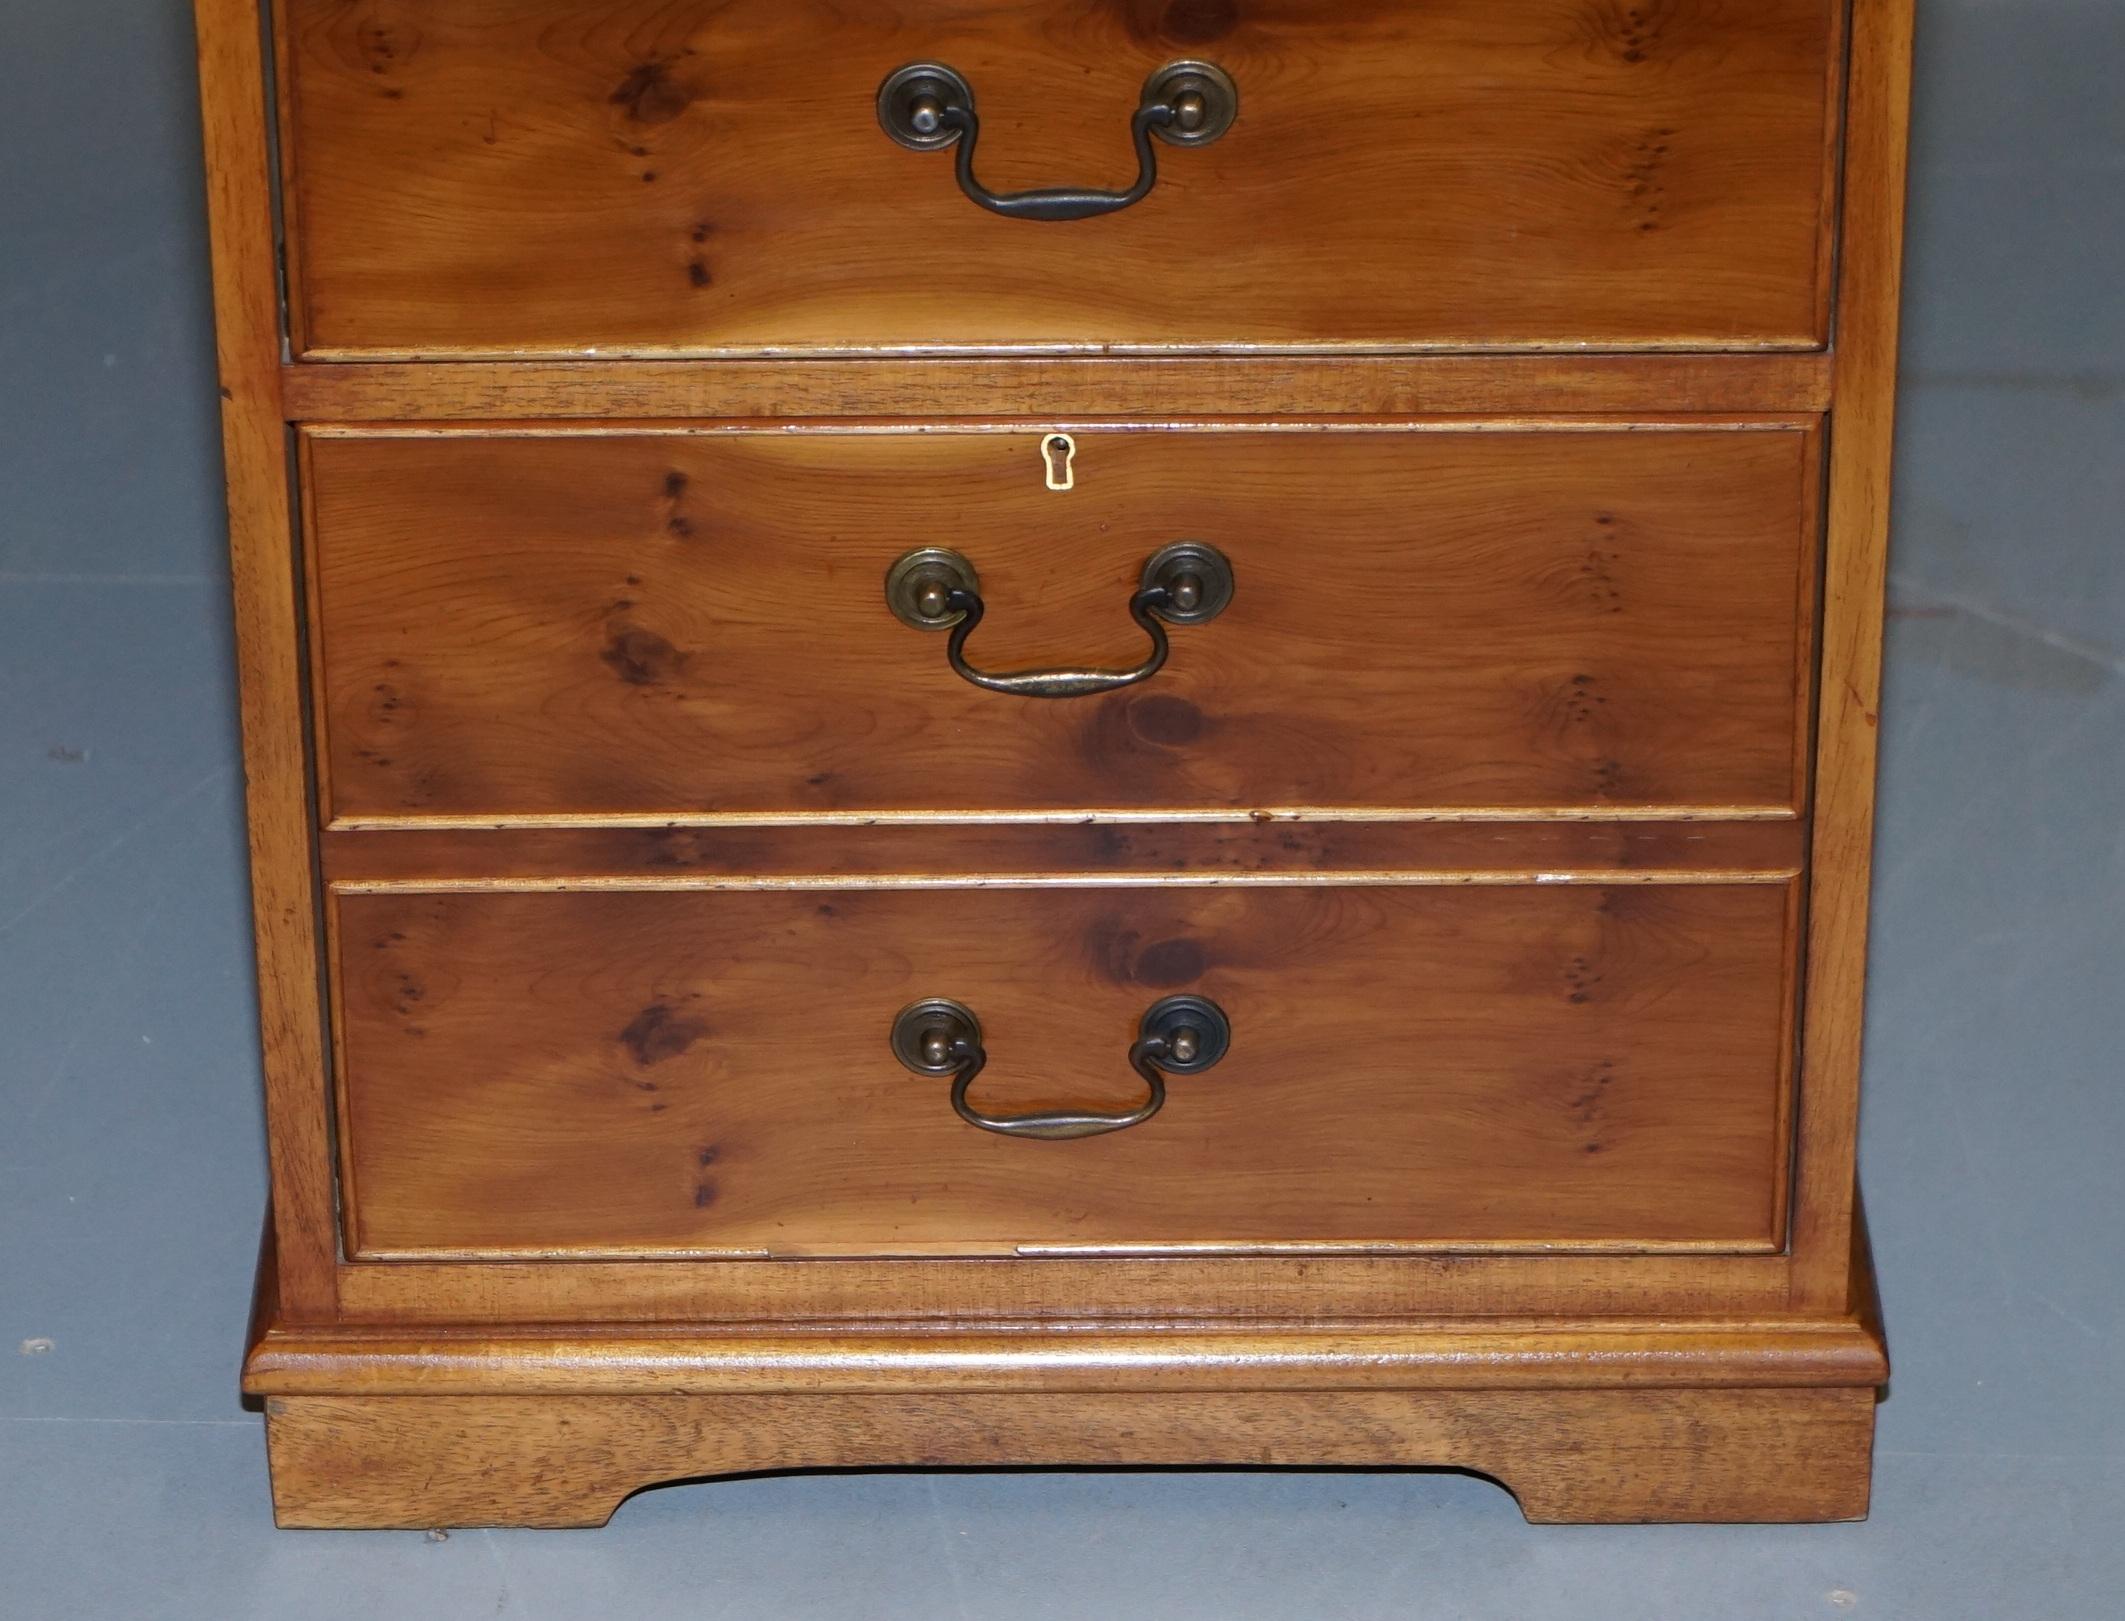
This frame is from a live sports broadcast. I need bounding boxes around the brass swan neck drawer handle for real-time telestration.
[876,60,1238,222]
[885,543,1233,700]
[891,995,1231,1141]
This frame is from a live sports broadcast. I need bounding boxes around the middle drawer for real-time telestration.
[306,423,1819,824]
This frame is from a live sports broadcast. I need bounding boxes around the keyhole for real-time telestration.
[1042,433,1076,492]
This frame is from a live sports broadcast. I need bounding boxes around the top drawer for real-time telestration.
[276,0,1843,358]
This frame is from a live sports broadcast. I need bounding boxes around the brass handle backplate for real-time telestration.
[885,542,1233,699]
[890,995,1232,1140]
[876,60,1238,222]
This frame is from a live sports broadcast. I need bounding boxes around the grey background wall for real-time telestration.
[3,3,2120,1615]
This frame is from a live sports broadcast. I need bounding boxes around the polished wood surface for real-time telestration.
[253,1237,1886,1528]
[261,1385,1879,1528]
[274,0,1841,357]
[333,882,1797,1258]
[306,424,1820,822]
[302,1139,1875,1331]
[246,1318,1888,1398]
[321,817,1807,887]
[195,0,339,1317]
[334,1252,1803,1326]
[198,0,1910,1529]
[280,353,1836,423]
[1788,0,1916,1312]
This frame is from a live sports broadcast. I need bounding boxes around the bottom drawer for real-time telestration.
[334,882,1797,1259]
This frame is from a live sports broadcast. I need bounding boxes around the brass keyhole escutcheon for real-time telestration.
[1042,433,1076,491]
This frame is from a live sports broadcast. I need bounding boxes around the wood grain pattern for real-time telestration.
[278,353,1838,422]
[333,882,1798,1258]
[199,0,1907,1530]
[246,1318,1890,1398]
[260,1386,1879,1527]
[334,1252,1808,1326]
[321,817,1808,888]
[1789,0,1914,1311]
[275,0,1840,357]
[305,424,1820,822]
[194,0,340,1319]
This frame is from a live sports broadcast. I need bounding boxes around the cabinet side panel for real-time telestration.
[1789,0,1914,1309]
[195,0,339,1318]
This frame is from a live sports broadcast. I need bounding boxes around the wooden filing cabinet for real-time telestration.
[197,0,1908,1527]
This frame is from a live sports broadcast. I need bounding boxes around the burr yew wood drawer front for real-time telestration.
[332,881,1798,1261]
[304,423,1821,823]
[203,0,1909,1530]
[274,0,1844,356]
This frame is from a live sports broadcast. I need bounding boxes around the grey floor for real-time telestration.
[3,1,2121,1616]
